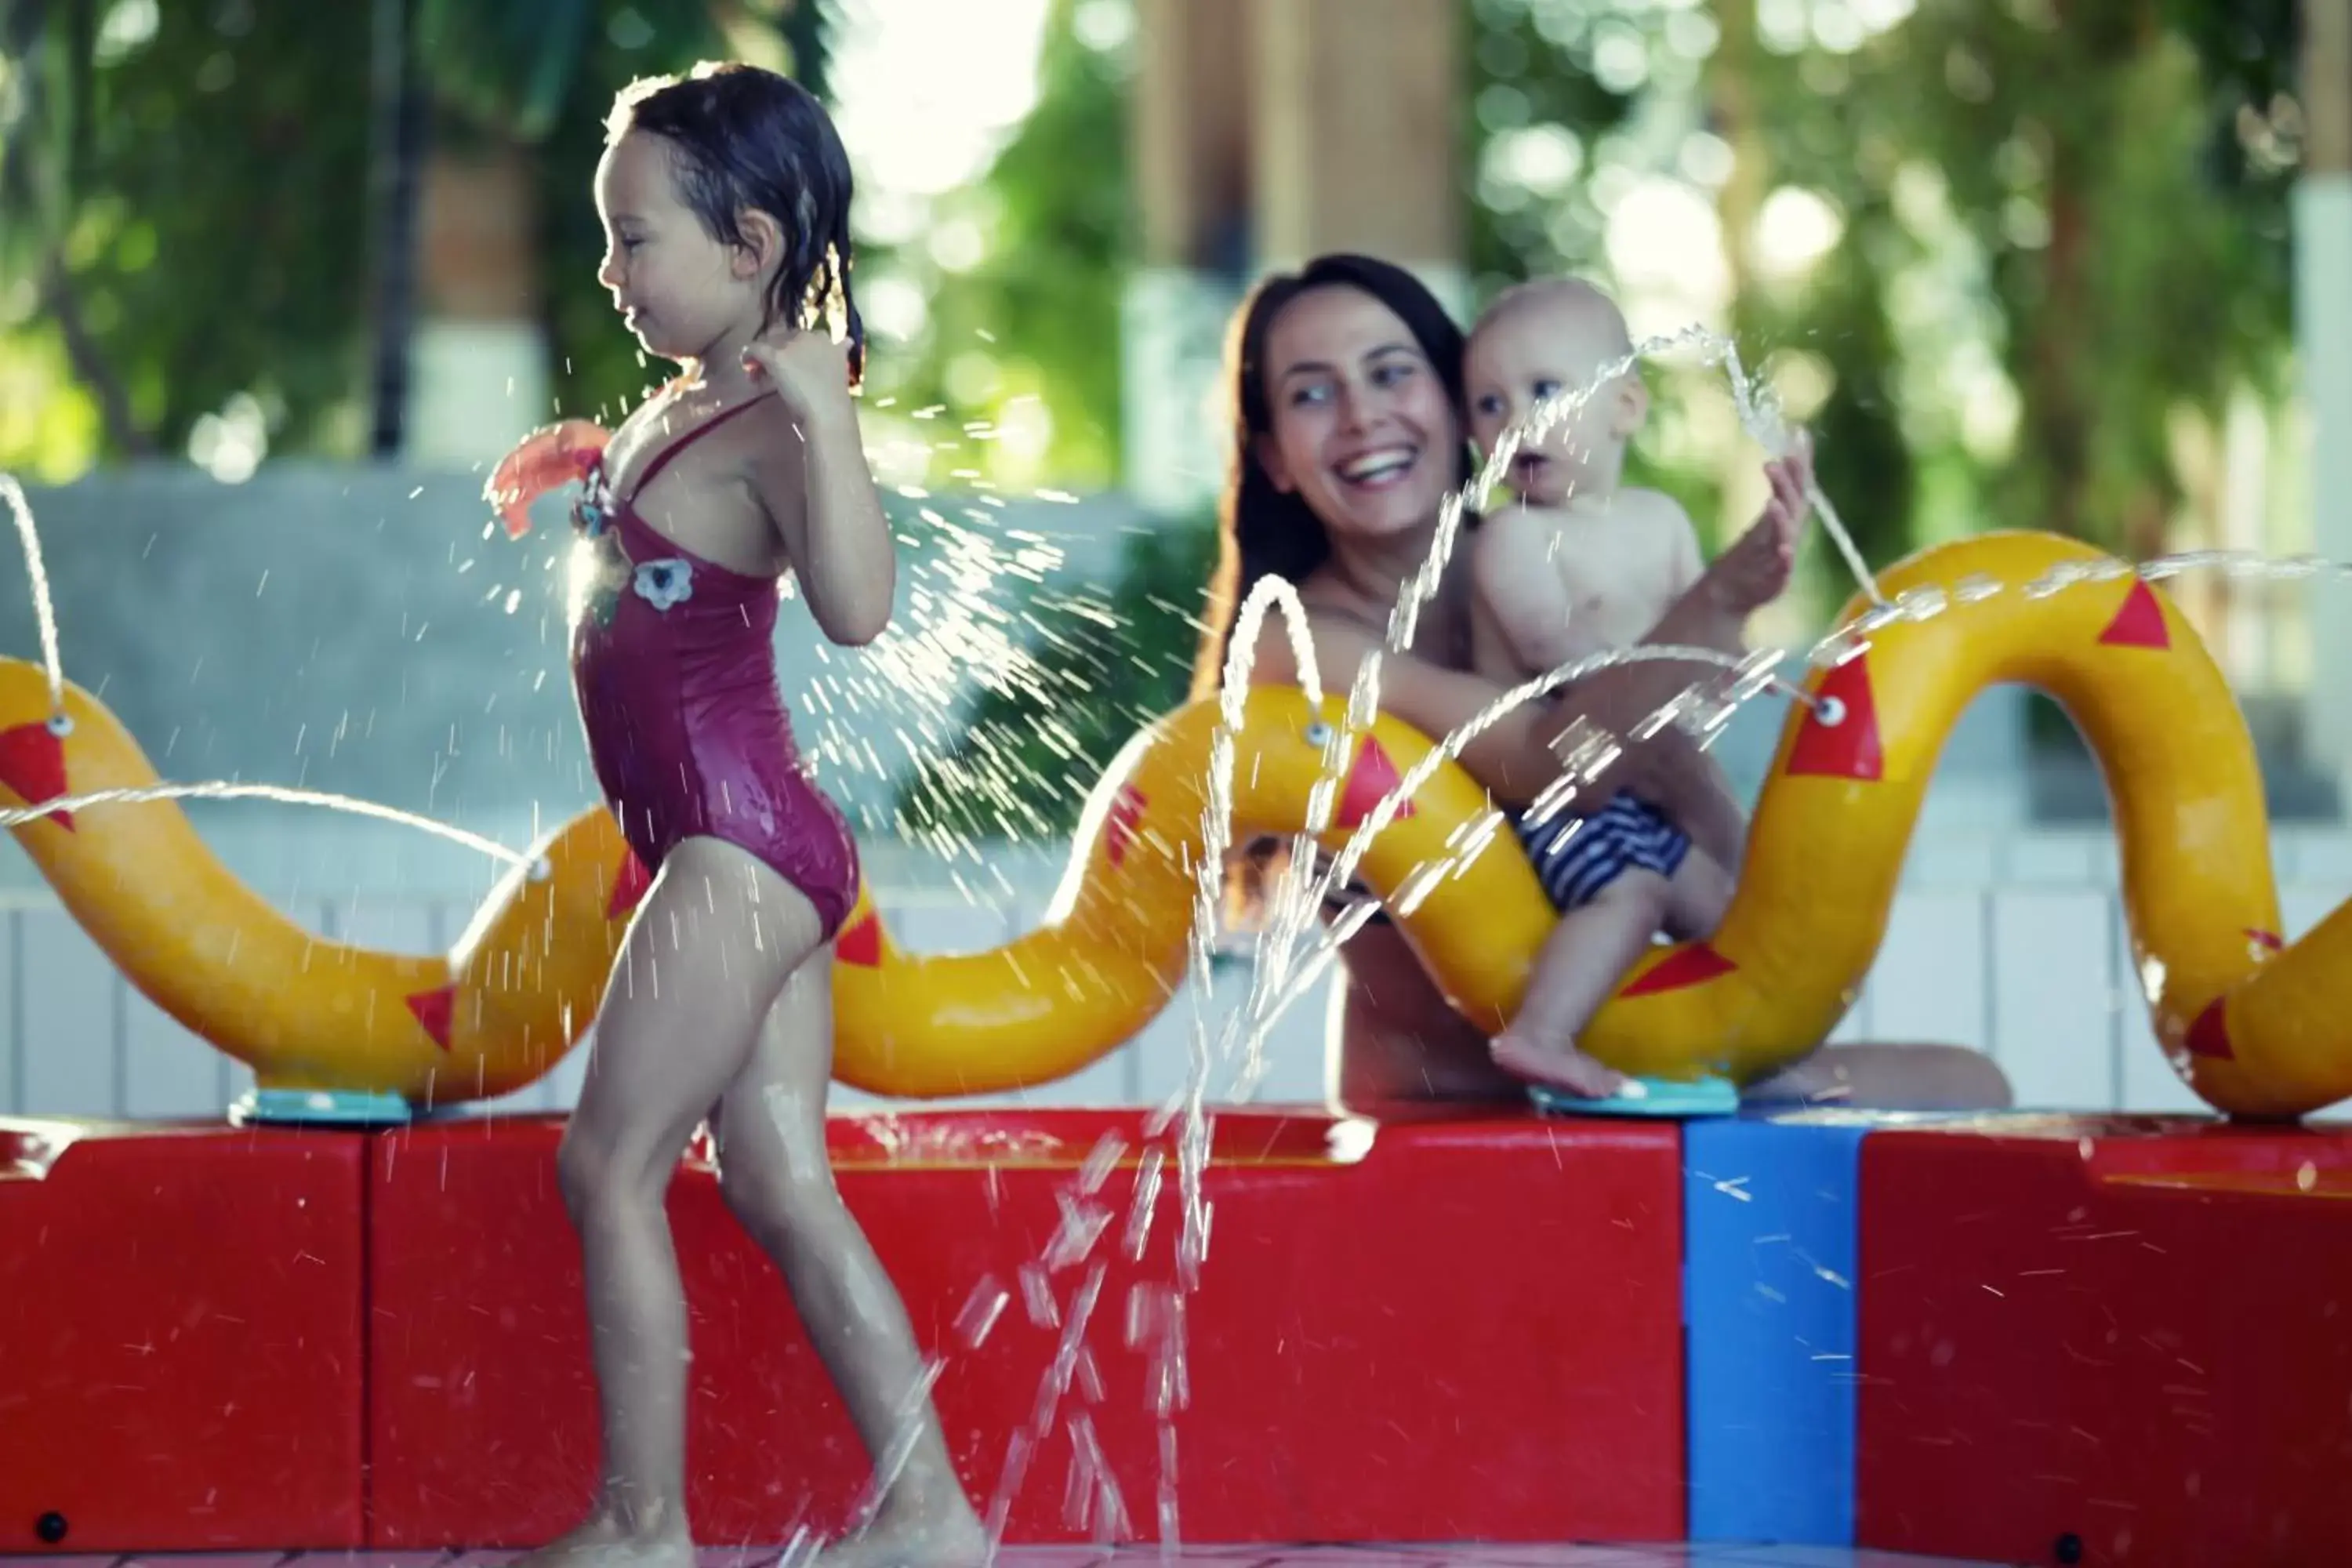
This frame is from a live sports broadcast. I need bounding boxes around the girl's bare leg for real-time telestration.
[710,960,985,1568]
[517,837,826,1568]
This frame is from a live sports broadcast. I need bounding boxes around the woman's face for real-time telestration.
[1256,286,1462,551]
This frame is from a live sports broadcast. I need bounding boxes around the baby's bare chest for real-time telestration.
[1544,524,1675,635]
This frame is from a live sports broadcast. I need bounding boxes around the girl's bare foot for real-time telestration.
[809,1499,990,1568]
[508,1512,695,1568]
[1490,1031,1628,1098]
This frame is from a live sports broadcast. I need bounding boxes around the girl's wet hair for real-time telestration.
[1190,253,1472,700]
[608,62,866,387]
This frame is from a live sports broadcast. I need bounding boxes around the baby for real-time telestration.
[1464,278,1812,1098]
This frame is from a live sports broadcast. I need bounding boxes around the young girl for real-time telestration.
[488,64,985,1568]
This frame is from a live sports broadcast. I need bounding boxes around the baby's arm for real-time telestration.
[745,336,896,648]
[1472,505,1605,680]
[1635,493,1753,869]
[1664,496,1708,599]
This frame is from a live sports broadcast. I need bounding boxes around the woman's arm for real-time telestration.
[1243,580,1749,811]
[1241,611,1589,808]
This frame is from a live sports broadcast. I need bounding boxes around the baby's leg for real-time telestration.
[1490,870,1671,1098]
[520,839,826,1568]
[1680,751,1752,873]
[1661,845,1736,942]
[1632,760,1747,875]
[710,959,985,1568]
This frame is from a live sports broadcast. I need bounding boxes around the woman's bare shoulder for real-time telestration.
[1236,597,1385,693]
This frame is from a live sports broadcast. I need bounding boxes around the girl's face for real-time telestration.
[594,131,762,364]
[1255,286,1461,551]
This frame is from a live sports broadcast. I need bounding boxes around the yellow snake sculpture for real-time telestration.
[0,529,2343,1120]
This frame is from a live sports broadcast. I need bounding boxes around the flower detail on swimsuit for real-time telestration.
[633,558,695,612]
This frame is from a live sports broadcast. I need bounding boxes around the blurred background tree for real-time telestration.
[0,0,827,477]
[0,0,379,476]
[852,0,1131,493]
[887,516,1214,847]
[1457,0,2299,604]
[0,0,2315,830]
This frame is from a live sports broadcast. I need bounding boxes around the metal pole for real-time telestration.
[367,0,426,459]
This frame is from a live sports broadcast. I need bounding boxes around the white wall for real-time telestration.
[9,829,2350,1123]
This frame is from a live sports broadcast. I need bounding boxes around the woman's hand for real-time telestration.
[485,419,606,539]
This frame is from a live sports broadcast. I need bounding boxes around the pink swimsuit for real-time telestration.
[568,392,859,938]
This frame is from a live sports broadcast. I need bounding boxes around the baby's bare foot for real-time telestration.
[808,1501,989,1568]
[1491,1032,1628,1098]
[507,1513,694,1568]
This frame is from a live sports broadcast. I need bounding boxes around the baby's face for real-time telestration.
[1465,304,1637,506]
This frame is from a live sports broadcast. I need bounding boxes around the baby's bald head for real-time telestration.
[1465,276,1648,506]
[1472,277,1635,368]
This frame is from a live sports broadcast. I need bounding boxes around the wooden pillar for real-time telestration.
[2299,0,2352,779]
[1123,0,1256,515]
[406,143,552,465]
[1248,0,1466,314]
[1133,0,1252,271]
[1121,0,1468,514]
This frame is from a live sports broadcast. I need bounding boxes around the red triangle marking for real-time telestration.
[2247,928,2284,953]
[1618,942,1738,999]
[405,985,456,1051]
[1338,737,1417,829]
[2098,579,2170,651]
[1786,655,1883,782]
[837,911,882,967]
[0,722,74,830]
[2184,996,2233,1060]
[1105,785,1146,868]
[607,848,652,920]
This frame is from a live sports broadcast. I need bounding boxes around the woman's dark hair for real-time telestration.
[608,62,866,388]
[1189,253,1472,701]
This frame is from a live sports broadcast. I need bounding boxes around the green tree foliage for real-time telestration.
[889,517,1215,844]
[1,0,378,474]
[0,0,828,474]
[1461,0,2297,582]
[873,0,1156,839]
[860,0,1131,490]
[1751,0,2292,559]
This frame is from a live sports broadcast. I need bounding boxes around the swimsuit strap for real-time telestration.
[616,388,780,509]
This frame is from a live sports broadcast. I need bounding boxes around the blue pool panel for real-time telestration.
[1682,1114,1871,1545]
